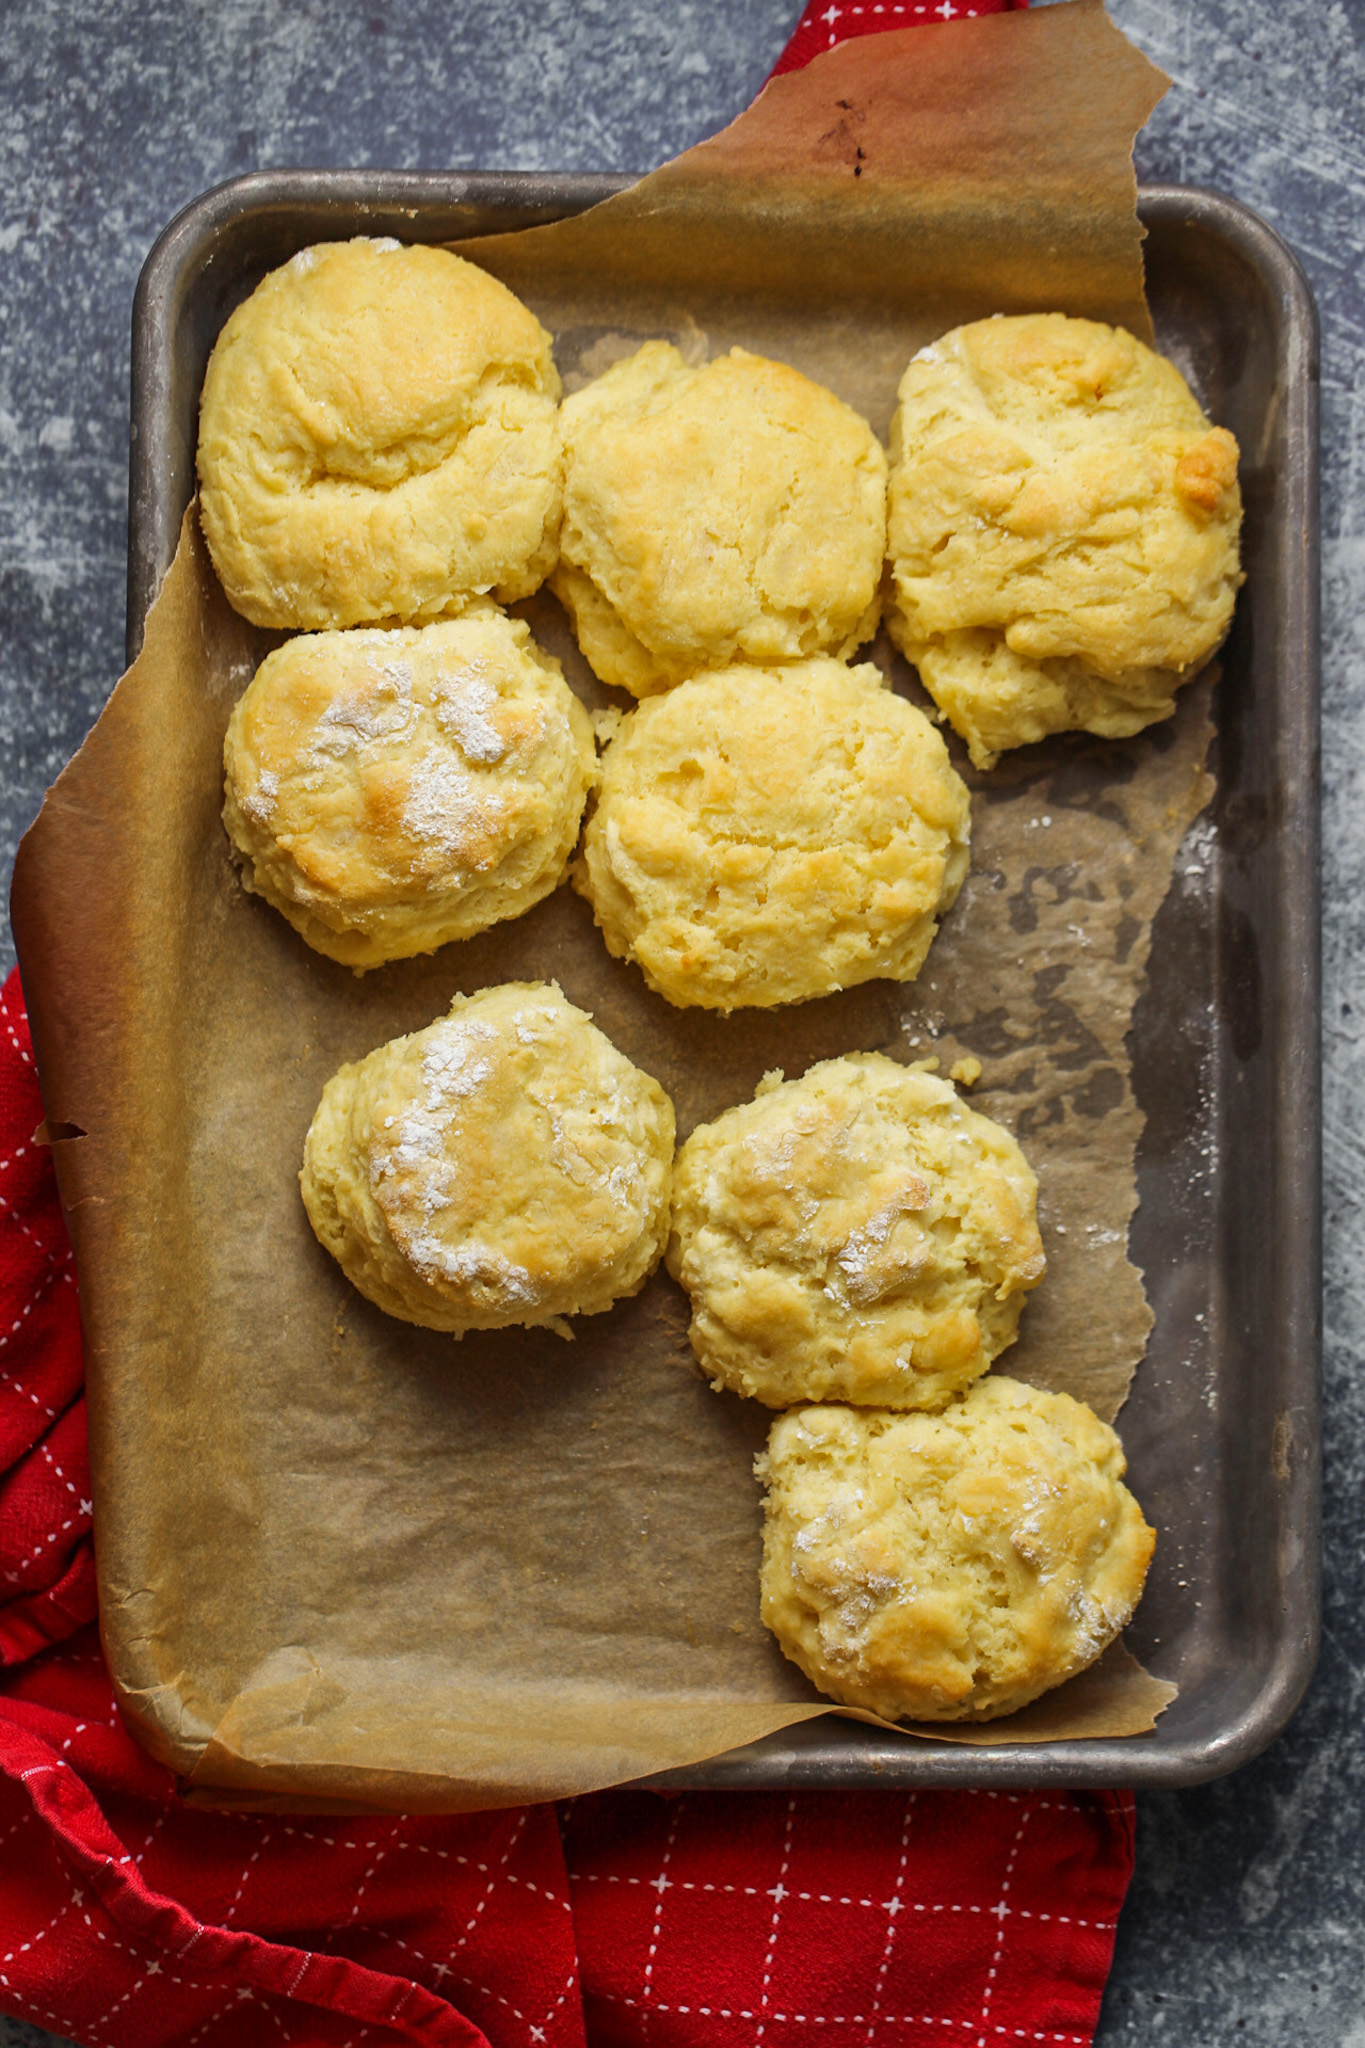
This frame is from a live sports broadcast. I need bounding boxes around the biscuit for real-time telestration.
[758,1379,1155,1722]
[222,609,596,969]
[300,982,675,1335]
[552,343,887,696]
[198,238,562,629]
[668,1055,1044,1408]
[886,313,1243,768]
[574,660,970,1011]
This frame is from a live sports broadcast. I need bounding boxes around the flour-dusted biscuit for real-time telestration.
[668,1055,1043,1409]
[552,343,887,696]
[758,1380,1155,1722]
[886,313,1243,768]
[575,660,970,1011]
[198,238,562,629]
[300,983,674,1335]
[223,609,595,969]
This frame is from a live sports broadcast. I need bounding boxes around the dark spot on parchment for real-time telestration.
[1031,964,1108,1073]
[1016,1095,1064,1140]
[1007,863,1086,937]
[817,95,868,171]
[950,1007,1024,1062]
[1114,912,1141,964]
[1067,1065,1125,1120]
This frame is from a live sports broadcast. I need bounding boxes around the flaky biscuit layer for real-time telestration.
[668,1055,1044,1409]
[759,1379,1155,1722]
[223,609,596,968]
[300,982,674,1335]
[553,342,886,696]
[574,659,970,1012]
[198,238,562,629]
[887,313,1242,767]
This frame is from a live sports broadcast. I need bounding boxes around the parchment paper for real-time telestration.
[11,0,1193,1810]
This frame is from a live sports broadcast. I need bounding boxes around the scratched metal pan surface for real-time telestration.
[124,172,1319,1790]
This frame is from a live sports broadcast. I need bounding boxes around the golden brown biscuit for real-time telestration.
[300,982,675,1335]
[198,237,562,629]
[758,1379,1155,1722]
[575,659,970,1011]
[222,610,596,969]
[668,1055,1044,1408]
[886,313,1243,767]
[552,342,887,696]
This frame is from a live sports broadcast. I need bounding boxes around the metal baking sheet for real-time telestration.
[103,171,1318,1791]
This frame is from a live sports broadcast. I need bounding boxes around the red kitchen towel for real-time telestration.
[773,0,1026,75]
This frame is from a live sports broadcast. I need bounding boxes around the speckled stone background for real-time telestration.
[0,2,1360,2044]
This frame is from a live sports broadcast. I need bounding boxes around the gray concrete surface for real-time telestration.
[0,1,1361,2044]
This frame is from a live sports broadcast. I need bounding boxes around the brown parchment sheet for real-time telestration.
[10,0,1195,1810]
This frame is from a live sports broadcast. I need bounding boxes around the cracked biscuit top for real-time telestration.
[552,342,887,696]
[758,1379,1155,1722]
[300,982,675,1336]
[668,1054,1044,1410]
[222,609,596,970]
[197,237,563,629]
[886,313,1242,768]
[573,658,970,1012]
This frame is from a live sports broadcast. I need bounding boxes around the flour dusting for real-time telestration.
[401,747,505,862]
[242,767,278,824]
[312,662,415,756]
[431,658,510,763]
[370,1014,541,1307]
